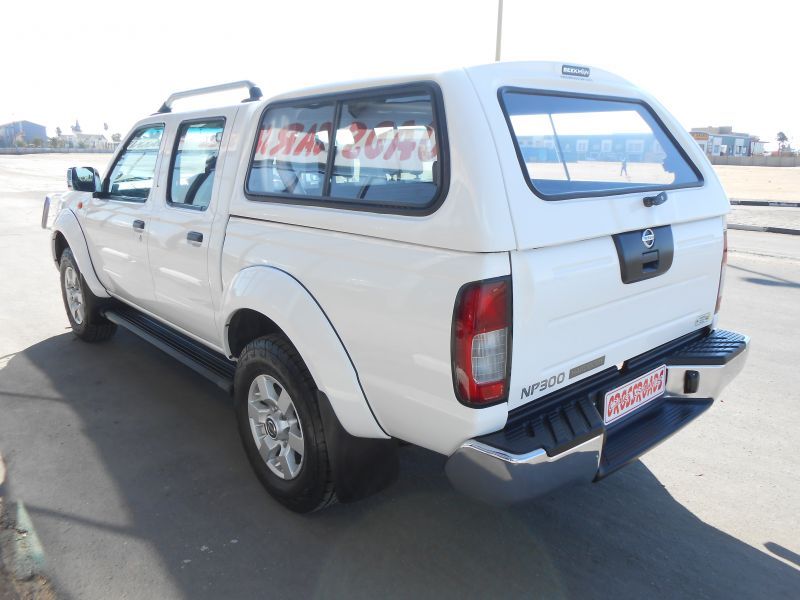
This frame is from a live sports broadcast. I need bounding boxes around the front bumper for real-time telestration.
[445,328,749,505]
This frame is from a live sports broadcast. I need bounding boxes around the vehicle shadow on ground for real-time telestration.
[1,332,798,599]
[728,263,800,289]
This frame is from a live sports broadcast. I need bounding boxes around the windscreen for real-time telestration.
[501,91,702,200]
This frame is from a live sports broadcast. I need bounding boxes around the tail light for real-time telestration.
[715,229,727,313]
[452,277,511,406]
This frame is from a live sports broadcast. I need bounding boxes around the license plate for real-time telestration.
[603,365,667,425]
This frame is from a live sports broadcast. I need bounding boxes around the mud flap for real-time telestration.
[317,391,399,503]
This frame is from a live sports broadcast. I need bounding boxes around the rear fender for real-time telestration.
[221,266,387,439]
[52,209,110,298]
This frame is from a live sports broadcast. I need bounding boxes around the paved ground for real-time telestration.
[0,156,798,599]
[729,205,800,232]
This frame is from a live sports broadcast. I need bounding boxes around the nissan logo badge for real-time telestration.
[642,228,655,249]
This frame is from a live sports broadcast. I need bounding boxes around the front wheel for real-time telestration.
[59,248,116,342]
[234,335,336,513]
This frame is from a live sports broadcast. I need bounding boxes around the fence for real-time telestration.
[710,155,800,167]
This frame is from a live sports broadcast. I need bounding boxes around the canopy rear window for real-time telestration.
[499,89,702,200]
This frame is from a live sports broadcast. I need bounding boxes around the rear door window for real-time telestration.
[500,90,702,200]
[169,119,225,210]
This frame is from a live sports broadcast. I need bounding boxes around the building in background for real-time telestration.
[517,132,665,164]
[0,120,47,147]
[57,131,113,150]
[750,138,767,155]
[690,126,763,157]
[51,120,113,150]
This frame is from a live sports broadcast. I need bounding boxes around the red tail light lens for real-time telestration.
[715,229,727,314]
[452,277,511,406]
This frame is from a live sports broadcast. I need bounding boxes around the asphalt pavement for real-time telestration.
[729,204,800,233]
[0,157,798,599]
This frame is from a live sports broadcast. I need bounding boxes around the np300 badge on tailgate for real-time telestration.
[603,365,667,425]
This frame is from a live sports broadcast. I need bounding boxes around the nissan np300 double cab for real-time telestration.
[42,62,749,511]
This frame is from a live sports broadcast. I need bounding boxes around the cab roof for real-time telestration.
[154,61,638,119]
[266,61,636,104]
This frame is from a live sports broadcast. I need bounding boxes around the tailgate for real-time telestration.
[466,67,731,409]
[508,216,724,409]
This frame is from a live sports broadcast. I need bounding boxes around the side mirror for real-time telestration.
[67,167,101,192]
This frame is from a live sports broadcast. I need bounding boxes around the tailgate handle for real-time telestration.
[612,226,674,284]
[642,250,660,272]
[643,192,668,207]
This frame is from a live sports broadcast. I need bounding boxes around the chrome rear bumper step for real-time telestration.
[446,329,749,505]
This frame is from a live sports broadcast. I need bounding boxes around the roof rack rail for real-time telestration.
[156,80,262,114]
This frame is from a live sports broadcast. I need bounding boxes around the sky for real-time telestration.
[2,0,797,149]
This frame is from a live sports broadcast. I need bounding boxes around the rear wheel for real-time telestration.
[234,335,336,513]
[59,248,116,342]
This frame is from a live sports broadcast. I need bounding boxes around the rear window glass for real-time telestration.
[330,93,439,207]
[500,90,702,200]
[246,86,444,212]
[247,102,334,198]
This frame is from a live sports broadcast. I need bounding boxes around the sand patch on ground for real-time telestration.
[714,166,800,202]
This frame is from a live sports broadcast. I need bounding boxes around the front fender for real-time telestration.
[52,209,109,298]
[221,266,387,439]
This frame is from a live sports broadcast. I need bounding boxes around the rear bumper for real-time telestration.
[445,328,749,505]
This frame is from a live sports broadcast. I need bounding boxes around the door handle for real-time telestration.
[186,231,204,244]
[132,219,145,231]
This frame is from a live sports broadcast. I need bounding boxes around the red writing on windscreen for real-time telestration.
[254,121,438,163]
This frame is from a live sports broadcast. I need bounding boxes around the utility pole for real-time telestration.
[495,0,503,62]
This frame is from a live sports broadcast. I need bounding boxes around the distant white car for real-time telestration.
[42,62,748,511]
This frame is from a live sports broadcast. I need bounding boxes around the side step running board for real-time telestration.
[103,307,236,393]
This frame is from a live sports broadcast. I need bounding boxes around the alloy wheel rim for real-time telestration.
[247,374,305,480]
[64,266,84,325]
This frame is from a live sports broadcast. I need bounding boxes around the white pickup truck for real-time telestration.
[42,62,749,512]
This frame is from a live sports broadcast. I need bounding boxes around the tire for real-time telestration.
[59,248,117,342]
[234,335,336,513]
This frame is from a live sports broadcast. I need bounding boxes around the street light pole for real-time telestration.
[495,0,503,62]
